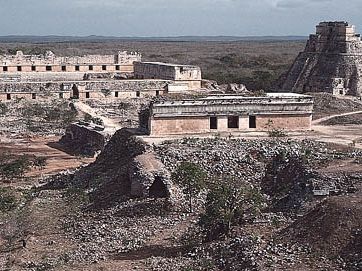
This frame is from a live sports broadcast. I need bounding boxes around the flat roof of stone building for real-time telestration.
[201,93,312,100]
[137,61,200,69]
[152,93,313,109]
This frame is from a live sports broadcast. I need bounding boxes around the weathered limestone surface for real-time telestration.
[59,123,106,157]
[281,21,362,97]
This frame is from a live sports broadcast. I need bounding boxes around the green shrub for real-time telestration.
[268,129,287,138]
[172,162,207,213]
[199,179,265,240]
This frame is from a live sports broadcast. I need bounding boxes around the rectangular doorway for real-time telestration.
[210,116,218,130]
[227,116,239,128]
[249,116,256,128]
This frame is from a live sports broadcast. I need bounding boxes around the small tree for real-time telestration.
[199,179,265,240]
[172,162,206,213]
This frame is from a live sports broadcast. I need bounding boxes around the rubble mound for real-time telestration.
[261,155,313,212]
[74,128,173,207]
[282,189,362,269]
[310,93,362,119]
[320,113,362,125]
[59,123,106,157]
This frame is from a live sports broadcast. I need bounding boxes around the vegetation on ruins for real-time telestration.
[0,155,31,182]
[0,102,7,116]
[101,89,112,98]
[0,187,17,212]
[172,162,207,213]
[0,154,48,183]
[199,178,265,240]
[21,100,78,131]
[83,113,104,126]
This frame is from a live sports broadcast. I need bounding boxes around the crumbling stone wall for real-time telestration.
[0,50,141,69]
[129,153,172,198]
[59,123,106,157]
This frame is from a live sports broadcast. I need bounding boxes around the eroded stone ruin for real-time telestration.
[281,21,362,97]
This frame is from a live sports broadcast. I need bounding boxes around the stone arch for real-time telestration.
[149,176,168,198]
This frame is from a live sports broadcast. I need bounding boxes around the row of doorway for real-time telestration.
[210,115,256,130]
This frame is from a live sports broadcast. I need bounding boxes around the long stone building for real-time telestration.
[148,93,313,136]
[0,51,203,101]
[0,50,141,73]
[281,21,362,97]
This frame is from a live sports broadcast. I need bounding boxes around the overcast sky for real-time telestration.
[0,0,361,36]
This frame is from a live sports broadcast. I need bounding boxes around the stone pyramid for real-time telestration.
[281,21,362,97]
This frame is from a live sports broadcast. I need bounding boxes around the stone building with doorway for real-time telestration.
[148,93,314,136]
[134,62,202,90]
[0,50,141,74]
[0,51,203,101]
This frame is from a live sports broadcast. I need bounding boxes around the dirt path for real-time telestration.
[312,110,362,125]
[0,136,94,183]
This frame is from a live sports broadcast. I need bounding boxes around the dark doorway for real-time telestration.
[210,116,217,129]
[86,92,90,99]
[32,66,36,71]
[149,177,168,198]
[3,66,8,72]
[32,93,36,100]
[6,94,11,100]
[17,66,22,72]
[102,65,107,71]
[115,91,119,98]
[228,116,239,128]
[62,66,67,71]
[72,85,79,99]
[249,116,256,128]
